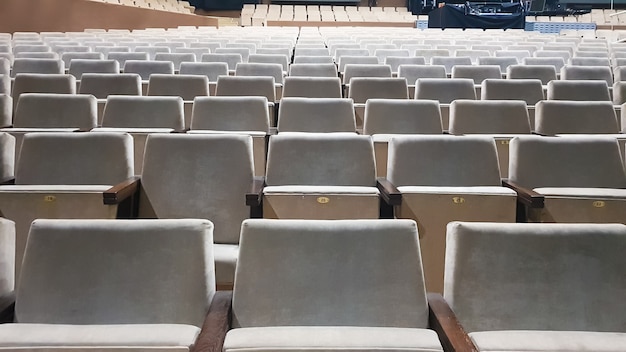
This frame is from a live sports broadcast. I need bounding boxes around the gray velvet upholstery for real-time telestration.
[570,57,611,67]
[215,76,276,102]
[16,219,215,327]
[154,53,196,71]
[337,56,378,73]
[68,59,120,80]
[191,96,269,132]
[451,65,501,84]
[11,74,76,111]
[445,221,626,333]
[0,95,11,127]
[431,56,472,75]
[232,219,429,328]
[415,78,476,103]
[147,74,209,100]
[343,64,392,84]
[139,134,254,285]
[224,326,443,352]
[560,65,613,85]
[547,80,611,101]
[14,93,97,130]
[102,95,184,129]
[481,78,544,104]
[508,135,626,189]
[477,56,518,73]
[387,135,502,187]
[288,63,338,77]
[522,57,566,73]
[12,58,64,77]
[235,63,284,84]
[282,77,342,98]
[201,53,243,71]
[215,48,250,63]
[78,73,142,98]
[265,133,376,187]
[16,132,133,185]
[398,65,447,85]
[535,100,618,135]
[470,330,626,352]
[107,52,149,68]
[347,78,409,103]
[506,64,557,84]
[449,100,531,134]
[249,54,289,72]
[277,98,355,133]
[363,99,443,135]
[0,218,15,295]
[123,60,175,80]
[179,62,228,82]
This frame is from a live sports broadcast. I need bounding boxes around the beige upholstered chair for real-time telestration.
[449,99,531,177]
[414,78,475,131]
[0,132,134,278]
[444,221,626,351]
[397,65,446,98]
[0,218,224,352]
[263,133,379,219]
[363,99,443,178]
[382,135,516,293]
[11,74,76,111]
[481,79,544,130]
[147,74,208,127]
[347,77,409,129]
[137,134,256,289]
[535,100,619,136]
[189,96,269,177]
[235,63,284,98]
[216,218,476,352]
[507,135,626,223]
[277,97,356,133]
[94,95,185,174]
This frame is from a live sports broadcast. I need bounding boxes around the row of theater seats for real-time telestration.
[0,131,625,293]
[0,217,623,351]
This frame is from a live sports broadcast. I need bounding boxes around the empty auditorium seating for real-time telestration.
[0,218,219,350]
[347,77,409,129]
[444,221,626,351]
[277,97,355,133]
[546,79,611,101]
[534,100,619,135]
[415,78,476,130]
[263,133,379,219]
[383,135,516,293]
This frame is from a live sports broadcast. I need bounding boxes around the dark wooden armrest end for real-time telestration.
[428,293,478,352]
[103,176,140,205]
[0,291,15,323]
[0,176,15,185]
[192,291,232,352]
[377,177,402,206]
[502,179,544,208]
[246,176,265,207]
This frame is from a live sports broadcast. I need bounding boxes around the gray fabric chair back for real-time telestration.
[546,80,611,101]
[535,100,618,135]
[289,64,337,78]
[398,65,446,85]
[16,132,133,185]
[179,62,228,82]
[449,100,531,134]
[12,58,64,77]
[102,95,184,129]
[388,135,501,186]
[343,64,392,84]
[232,219,429,329]
[147,74,208,100]
[278,98,355,133]
[140,134,254,245]
[123,60,174,80]
[348,77,409,103]
[481,79,544,104]
[68,59,119,80]
[507,64,557,85]
[509,135,626,189]
[282,77,342,98]
[78,73,142,98]
[235,63,284,84]
[215,76,275,102]
[560,65,613,85]
[415,78,476,103]
[266,133,375,186]
[61,52,104,68]
[451,65,501,84]
[363,99,442,135]
[201,53,243,71]
[191,96,269,131]
[14,93,97,129]
[17,219,214,327]
[12,74,76,110]
[445,221,626,332]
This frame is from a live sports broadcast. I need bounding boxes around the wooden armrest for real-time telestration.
[0,291,15,323]
[246,176,265,207]
[103,176,140,205]
[377,177,402,206]
[428,293,478,352]
[192,290,232,352]
[0,176,15,185]
[502,179,544,208]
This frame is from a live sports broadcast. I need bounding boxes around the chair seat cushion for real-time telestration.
[398,186,516,196]
[0,324,200,350]
[214,243,238,286]
[224,326,443,352]
[0,185,111,192]
[534,187,626,199]
[470,330,626,352]
[264,186,379,195]
[94,127,175,134]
